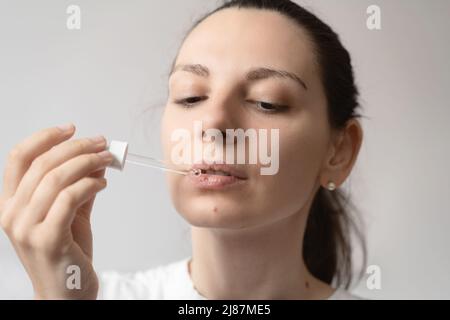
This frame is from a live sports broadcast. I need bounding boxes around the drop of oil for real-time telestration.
[190,168,202,176]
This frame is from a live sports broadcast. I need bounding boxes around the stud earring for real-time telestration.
[327,181,337,191]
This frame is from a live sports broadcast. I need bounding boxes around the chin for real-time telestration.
[175,197,260,229]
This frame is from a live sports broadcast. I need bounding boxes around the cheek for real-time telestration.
[160,107,171,158]
[161,107,187,206]
[161,106,185,162]
[281,128,326,185]
[254,120,329,217]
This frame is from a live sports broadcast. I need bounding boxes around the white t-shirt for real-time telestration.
[98,257,362,300]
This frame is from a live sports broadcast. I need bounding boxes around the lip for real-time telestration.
[187,163,248,190]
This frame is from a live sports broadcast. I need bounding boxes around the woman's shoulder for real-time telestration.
[98,257,194,300]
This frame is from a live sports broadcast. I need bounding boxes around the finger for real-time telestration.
[88,168,106,180]
[1,124,75,200]
[44,176,107,229]
[24,151,113,225]
[77,168,106,220]
[13,136,108,206]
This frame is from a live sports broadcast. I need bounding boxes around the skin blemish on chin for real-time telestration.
[213,206,218,213]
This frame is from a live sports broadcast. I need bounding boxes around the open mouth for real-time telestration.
[191,163,248,180]
[200,169,232,176]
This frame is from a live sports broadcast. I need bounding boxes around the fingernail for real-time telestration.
[97,150,113,162]
[91,135,106,146]
[57,123,74,133]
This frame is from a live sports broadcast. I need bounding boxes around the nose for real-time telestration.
[195,92,241,144]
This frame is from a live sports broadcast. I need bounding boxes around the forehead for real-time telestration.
[175,8,317,78]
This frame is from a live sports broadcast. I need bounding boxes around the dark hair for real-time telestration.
[173,0,366,289]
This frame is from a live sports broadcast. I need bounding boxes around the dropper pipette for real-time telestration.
[106,140,202,176]
[125,153,199,176]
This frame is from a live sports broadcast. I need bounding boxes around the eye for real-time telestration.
[250,100,288,113]
[174,96,206,107]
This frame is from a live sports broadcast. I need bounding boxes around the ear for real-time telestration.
[320,119,363,189]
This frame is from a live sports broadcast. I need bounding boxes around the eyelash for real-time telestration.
[174,96,207,107]
[174,97,288,113]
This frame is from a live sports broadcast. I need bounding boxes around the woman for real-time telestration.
[0,0,365,299]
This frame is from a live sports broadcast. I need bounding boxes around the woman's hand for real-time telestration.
[0,124,113,299]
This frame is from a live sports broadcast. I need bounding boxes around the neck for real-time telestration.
[189,207,330,299]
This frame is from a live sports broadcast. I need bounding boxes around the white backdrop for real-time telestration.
[1,0,449,299]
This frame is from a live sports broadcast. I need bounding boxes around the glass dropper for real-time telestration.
[106,140,202,176]
[125,153,202,176]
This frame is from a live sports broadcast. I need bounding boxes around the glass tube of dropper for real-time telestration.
[125,153,201,176]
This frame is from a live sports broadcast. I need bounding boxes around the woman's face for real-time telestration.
[161,8,332,229]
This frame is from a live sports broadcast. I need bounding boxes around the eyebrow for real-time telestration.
[169,63,308,90]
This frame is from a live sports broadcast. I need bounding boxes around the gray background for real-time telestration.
[1,0,449,299]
